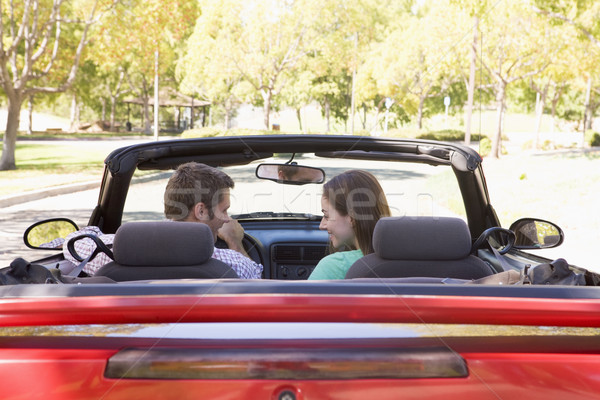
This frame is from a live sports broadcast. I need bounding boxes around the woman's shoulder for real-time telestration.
[319,249,363,267]
[327,249,363,261]
[308,250,364,280]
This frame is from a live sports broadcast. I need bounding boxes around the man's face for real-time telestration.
[198,189,231,241]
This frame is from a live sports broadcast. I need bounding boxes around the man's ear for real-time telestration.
[192,202,207,221]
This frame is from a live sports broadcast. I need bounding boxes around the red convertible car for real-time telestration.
[1,135,599,400]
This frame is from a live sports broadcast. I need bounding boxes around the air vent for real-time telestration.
[273,244,328,262]
[273,246,302,261]
[303,245,327,261]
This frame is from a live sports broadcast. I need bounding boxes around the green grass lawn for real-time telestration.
[0,131,182,197]
[0,141,110,197]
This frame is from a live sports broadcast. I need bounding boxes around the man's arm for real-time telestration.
[217,220,250,258]
[212,248,263,279]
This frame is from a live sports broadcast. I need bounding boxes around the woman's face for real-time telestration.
[319,196,355,249]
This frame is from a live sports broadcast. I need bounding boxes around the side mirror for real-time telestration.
[256,163,325,185]
[23,218,79,250]
[509,218,564,250]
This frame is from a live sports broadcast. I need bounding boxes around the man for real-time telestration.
[163,162,263,279]
[65,162,263,279]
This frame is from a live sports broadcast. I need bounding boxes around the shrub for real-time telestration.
[181,127,273,138]
[588,132,600,147]
[541,140,555,151]
[415,129,486,142]
[478,136,492,157]
[416,129,464,141]
[521,139,534,150]
[181,127,221,138]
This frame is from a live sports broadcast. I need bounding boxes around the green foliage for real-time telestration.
[588,131,600,147]
[542,140,555,151]
[27,221,78,247]
[479,136,492,157]
[181,127,273,138]
[415,129,484,142]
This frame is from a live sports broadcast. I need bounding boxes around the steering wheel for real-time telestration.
[215,235,262,265]
[470,227,516,255]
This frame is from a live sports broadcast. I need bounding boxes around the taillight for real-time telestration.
[105,346,468,380]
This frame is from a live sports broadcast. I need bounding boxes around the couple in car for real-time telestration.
[66,162,390,280]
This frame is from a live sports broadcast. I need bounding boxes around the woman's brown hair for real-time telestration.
[322,170,391,255]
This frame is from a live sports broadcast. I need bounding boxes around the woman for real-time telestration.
[308,170,391,280]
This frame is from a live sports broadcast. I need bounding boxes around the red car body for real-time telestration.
[2,289,600,399]
[2,136,599,399]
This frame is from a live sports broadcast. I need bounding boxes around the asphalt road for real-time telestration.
[0,188,98,267]
[0,138,152,267]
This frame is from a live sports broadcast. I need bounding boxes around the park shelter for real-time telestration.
[123,87,210,132]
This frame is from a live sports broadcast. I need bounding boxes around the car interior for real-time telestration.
[18,136,592,286]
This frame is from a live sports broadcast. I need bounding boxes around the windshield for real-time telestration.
[122,155,466,223]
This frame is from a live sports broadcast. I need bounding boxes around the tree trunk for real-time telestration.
[534,87,548,149]
[465,17,478,146]
[0,94,23,170]
[296,108,303,131]
[101,98,107,122]
[143,99,151,134]
[583,77,592,132]
[325,100,331,133]
[110,96,117,131]
[585,109,593,130]
[27,96,34,135]
[417,96,425,130]
[491,83,506,158]
[224,107,231,130]
[70,93,80,132]
[262,90,272,130]
[550,88,562,134]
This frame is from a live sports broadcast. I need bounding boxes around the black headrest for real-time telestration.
[373,217,471,260]
[113,221,214,266]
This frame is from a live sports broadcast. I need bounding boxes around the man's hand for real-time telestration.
[217,220,249,258]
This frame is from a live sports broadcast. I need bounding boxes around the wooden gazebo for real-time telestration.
[123,87,210,132]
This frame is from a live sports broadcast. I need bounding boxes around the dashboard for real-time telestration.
[237,220,329,280]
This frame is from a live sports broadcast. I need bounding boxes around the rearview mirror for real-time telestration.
[23,218,79,250]
[509,218,563,250]
[256,163,325,185]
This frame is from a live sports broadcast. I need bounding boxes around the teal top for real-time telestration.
[308,249,364,280]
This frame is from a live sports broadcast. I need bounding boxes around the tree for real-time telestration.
[187,0,326,130]
[364,3,466,129]
[528,27,580,148]
[177,1,244,130]
[92,0,198,133]
[450,0,492,145]
[533,0,600,48]
[533,0,600,132]
[0,0,111,170]
[478,1,552,158]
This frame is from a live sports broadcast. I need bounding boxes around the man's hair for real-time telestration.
[164,162,234,221]
[322,170,391,255]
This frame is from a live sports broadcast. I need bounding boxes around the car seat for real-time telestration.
[95,221,238,281]
[345,216,495,280]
